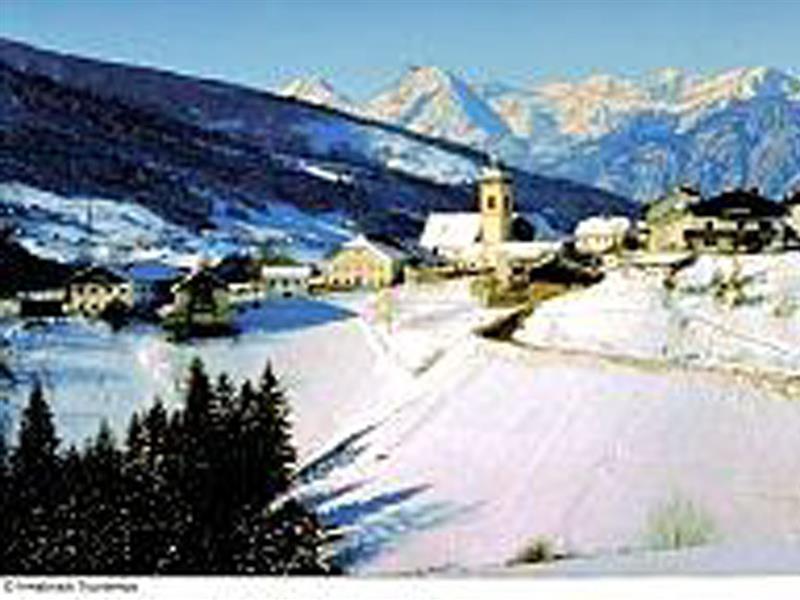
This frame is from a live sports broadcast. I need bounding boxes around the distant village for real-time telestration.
[2,165,799,340]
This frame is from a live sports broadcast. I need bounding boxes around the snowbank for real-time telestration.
[516,254,800,375]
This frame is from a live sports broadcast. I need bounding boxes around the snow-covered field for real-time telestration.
[0,183,351,265]
[0,299,360,450]
[2,270,799,574]
[516,254,800,376]
[299,340,800,573]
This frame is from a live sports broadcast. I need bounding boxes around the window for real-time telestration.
[504,196,511,211]
[486,195,496,210]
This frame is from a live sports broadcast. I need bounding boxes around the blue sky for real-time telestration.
[1,0,798,99]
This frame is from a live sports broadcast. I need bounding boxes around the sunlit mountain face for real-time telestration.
[280,65,800,201]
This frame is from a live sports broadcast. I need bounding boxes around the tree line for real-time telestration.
[0,358,338,574]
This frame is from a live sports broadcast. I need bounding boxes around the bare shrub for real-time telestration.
[644,496,716,550]
[510,536,555,565]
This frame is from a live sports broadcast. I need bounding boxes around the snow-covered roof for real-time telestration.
[575,216,631,237]
[498,241,563,259]
[261,265,312,278]
[420,213,482,250]
[479,165,511,182]
[342,234,408,262]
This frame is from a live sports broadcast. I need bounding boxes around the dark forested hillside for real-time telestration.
[0,38,636,240]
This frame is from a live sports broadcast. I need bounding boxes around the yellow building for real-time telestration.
[479,165,514,246]
[67,265,134,317]
[326,235,407,289]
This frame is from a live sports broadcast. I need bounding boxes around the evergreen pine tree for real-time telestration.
[184,357,212,441]
[11,381,60,492]
[124,412,145,467]
[229,499,335,574]
[143,397,168,470]
[7,381,62,573]
[78,420,127,573]
[258,361,296,491]
[124,404,190,574]
[1,363,337,575]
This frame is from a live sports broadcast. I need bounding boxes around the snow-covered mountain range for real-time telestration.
[279,65,800,201]
[0,38,634,262]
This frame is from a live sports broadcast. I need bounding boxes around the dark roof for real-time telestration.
[174,268,226,292]
[70,265,128,285]
[528,257,602,285]
[689,189,787,219]
[679,185,701,196]
[0,238,74,295]
[211,255,260,284]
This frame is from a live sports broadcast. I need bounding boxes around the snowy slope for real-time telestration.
[516,254,800,375]
[293,283,800,573]
[0,183,352,264]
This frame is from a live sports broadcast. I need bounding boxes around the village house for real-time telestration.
[16,287,68,318]
[164,268,232,336]
[573,216,633,256]
[0,297,20,319]
[124,260,185,311]
[326,234,408,289]
[647,189,789,254]
[211,254,264,305]
[1,233,73,318]
[644,187,703,253]
[420,164,547,273]
[261,264,313,298]
[67,265,134,318]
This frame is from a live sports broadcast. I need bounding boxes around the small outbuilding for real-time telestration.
[574,216,632,256]
[124,260,185,311]
[212,255,263,305]
[261,265,312,298]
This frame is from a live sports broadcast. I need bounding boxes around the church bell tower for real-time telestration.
[479,162,513,246]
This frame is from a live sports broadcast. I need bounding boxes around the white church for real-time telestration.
[419,164,560,272]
